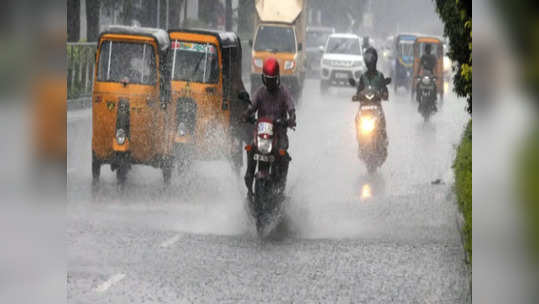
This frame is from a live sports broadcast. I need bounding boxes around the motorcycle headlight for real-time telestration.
[116,128,127,145]
[359,116,376,135]
[254,58,263,68]
[422,76,432,85]
[177,122,187,136]
[257,137,273,155]
[284,60,295,70]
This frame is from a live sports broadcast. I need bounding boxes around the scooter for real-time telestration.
[349,78,391,174]
[416,72,438,122]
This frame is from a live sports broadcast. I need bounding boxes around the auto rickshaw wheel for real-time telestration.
[92,154,101,182]
[116,165,128,186]
[162,167,172,185]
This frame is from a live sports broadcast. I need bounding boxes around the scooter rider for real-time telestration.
[416,43,438,104]
[356,47,389,143]
[242,57,296,198]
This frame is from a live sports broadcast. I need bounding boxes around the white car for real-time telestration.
[320,33,365,93]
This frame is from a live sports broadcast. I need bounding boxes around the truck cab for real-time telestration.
[250,0,306,101]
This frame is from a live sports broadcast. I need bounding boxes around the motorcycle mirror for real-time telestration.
[384,77,392,85]
[348,78,357,87]
[238,91,251,104]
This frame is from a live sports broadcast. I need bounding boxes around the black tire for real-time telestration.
[320,80,329,95]
[366,162,377,175]
[92,153,101,183]
[162,167,172,186]
[116,165,128,188]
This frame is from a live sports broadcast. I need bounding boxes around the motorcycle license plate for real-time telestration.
[335,72,348,79]
[253,154,274,162]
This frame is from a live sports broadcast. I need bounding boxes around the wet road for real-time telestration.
[68,80,470,303]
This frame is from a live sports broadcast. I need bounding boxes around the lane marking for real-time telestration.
[95,273,126,293]
[160,234,182,248]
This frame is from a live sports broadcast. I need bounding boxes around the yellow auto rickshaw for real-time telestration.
[412,36,444,100]
[92,26,174,186]
[167,29,248,173]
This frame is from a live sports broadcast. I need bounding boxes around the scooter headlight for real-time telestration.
[116,128,127,145]
[359,116,376,135]
[422,76,432,85]
[257,137,273,155]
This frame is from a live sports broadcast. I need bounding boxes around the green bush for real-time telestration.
[454,119,472,262]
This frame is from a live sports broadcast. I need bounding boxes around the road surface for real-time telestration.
[68,79,470,303]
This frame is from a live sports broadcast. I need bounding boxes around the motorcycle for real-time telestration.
[349,78,391,174]
[416,71,438,122]
[238,92,293,236]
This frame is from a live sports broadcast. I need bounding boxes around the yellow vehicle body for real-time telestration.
[412,36,444,98]
[250,0,307,99]
[168,29,246,169]
[91,26,173,185]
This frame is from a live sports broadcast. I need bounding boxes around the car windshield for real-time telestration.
[97,41,157,85]
[254,26,296,53]
[397,41,414,57]
[168,41,219,83]
[326,37,362,55]
[306,31,331,48]
[418,42,440,58]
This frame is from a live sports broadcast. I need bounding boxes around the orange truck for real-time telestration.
[249,0,307,100]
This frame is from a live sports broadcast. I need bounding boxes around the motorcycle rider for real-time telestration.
[419,44,437,74]
[416,43,438,105]
[242,57,296,198]
[355,47,389,153]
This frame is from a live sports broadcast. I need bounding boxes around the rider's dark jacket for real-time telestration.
[245,84,296,149]
[357,70,388,96]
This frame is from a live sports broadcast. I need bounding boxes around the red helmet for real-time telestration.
[262,57,280,90]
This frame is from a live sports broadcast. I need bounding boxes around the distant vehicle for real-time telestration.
[319,33,365,94]
[380,35,394,76]
[305,26,334,77]
[412,36,444,101]
[250,0,307,99]
[393,33,417,93]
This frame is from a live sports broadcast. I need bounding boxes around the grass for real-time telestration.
[518,125,539,259]
[453,119,472,262]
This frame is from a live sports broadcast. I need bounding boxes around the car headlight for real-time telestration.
[257,137,273,155]
[422,76,432,85]
[254,58,263,68]
[177,122,187,136]
[322,59,330,66]
[284,60,295,70]
[359,116,376,135]
[116,128,127,145]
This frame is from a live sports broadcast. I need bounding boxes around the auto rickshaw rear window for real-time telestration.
[417,42,440,58]
[97,41,157,85]
[168,41,219,84]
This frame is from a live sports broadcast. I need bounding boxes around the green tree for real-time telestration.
[434,0,472,113]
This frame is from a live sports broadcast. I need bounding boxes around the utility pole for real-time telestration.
[225,0,232,31]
